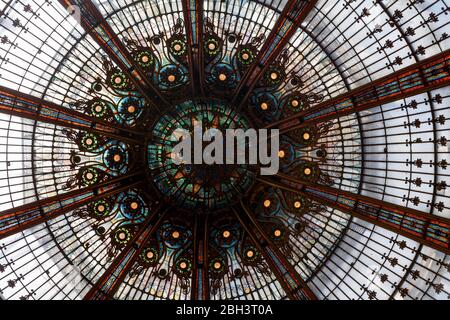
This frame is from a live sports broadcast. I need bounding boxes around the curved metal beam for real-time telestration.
[0,85,142,145]
[181,0,205,97]
[267,49,450,132]
[233,203,318,300]
[83,204,168,300]
[58,0,169,112]
[231,0,318,110]
[0,171,144,240]
[259,175,450,255]
[191,214,210,300]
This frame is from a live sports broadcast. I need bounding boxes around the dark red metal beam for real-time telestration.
[231,0,317,109]
[58,0,168,111]
[0,171,144,240]
[259,175,450,255]
[267,49,450,132]
[191,214,209,300]
[233,203,318,300]
[181,0,205,97]
[0,85,141,145]
[83,205,168,300]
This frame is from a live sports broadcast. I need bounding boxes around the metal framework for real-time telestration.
[0,0,449,301]
[233,204,318,300]
[260,175,450,255]
[191,214,210,300]
[231,0,318,109]
[0,172,143,240]
[0,85,142,144]
[181,0,205,96]
[84,205,167,300]
[58,0,169,111]
[268,49,450,132]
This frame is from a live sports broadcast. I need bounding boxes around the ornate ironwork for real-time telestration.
[0,0,449,301]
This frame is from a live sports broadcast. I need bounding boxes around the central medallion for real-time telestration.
[148,100,257,212]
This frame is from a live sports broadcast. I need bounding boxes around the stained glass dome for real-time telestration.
[149,99,256,212]
[0,0,449,301]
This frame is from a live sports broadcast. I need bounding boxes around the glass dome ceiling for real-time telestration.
[0,0,449,300]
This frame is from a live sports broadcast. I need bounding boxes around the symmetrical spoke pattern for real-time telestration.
[0,0,449,301]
